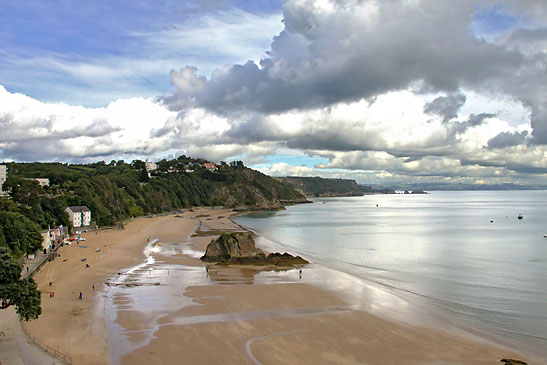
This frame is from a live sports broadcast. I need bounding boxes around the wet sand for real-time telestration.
[25,208,530,364]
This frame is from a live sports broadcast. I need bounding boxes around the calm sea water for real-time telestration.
[235,191,547,358]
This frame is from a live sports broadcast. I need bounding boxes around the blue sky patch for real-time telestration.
[471,5,527,40]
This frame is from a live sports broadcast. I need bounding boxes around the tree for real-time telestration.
[131,159,145,170]
[0,247,41,320]
[0,211,43,256]
[138,168,150,183]
[230,160,245,170]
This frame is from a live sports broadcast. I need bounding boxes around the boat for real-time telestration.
[517,214,523,220]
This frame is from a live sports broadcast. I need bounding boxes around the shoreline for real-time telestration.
[232,217,544,362]
[24,207,532,364]
[243,224,543,360]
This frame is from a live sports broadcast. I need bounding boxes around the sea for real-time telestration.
[235,190,547,360]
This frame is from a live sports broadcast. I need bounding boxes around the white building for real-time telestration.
[40,225,65,250]
[0,165,6,196]
[65,206,91,228]
[145,160,157,172]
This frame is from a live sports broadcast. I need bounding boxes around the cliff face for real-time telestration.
[279,176,394,197]
[210,168,309,210]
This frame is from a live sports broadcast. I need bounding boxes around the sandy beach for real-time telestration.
[24,208,530,364]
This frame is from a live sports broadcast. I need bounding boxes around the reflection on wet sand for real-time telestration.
[169,305,352,326]
[104,209,529,365]
[204,264,299,285]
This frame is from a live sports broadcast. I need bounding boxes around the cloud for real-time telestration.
[2,0,547,186]
[424,93,467,123]
[0,85,177,161]
[487,130,529,148]
[165,1,524,114]
[0,6,283,107]
[161,0,546,148]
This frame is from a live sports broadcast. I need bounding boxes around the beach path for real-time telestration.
[0,306,62,365]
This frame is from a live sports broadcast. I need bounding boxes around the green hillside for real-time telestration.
[0,158,307,257]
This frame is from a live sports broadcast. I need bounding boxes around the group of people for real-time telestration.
[46,282,94,300]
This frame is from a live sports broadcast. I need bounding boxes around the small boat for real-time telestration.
[517,214,523,220]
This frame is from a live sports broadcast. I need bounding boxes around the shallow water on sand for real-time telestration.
[235,190,547,360]
[103,238,348,363]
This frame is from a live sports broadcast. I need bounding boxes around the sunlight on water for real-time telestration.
[236,191,547,358]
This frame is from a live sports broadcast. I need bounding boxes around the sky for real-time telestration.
[0,0,546,186]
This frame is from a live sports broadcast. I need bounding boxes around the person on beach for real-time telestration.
[79,292,82,300]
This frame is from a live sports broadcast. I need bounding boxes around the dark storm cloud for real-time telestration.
[530,102,547,144]
[424,93,467,123]
[445,113,495,141]
[164,0,523,115]
[487,130,529,149]
[467,113,495,127]
[161,0,547,151]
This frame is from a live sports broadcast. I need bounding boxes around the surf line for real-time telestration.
[245,329,309,365]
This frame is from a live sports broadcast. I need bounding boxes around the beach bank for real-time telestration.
[24,208,530,364]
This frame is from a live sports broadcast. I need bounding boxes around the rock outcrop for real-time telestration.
[500,359,527,365]
[201,232,308,266]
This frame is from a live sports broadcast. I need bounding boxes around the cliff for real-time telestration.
[278,176,395,197]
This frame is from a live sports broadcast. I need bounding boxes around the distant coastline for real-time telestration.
[376,183,547,191]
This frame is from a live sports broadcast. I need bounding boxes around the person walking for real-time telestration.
[79,292,82,300]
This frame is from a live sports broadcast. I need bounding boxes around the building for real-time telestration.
[0,165,6,196]
[203,162,218,171]
[145,160,157,172]
[40,225,64,250]
[65,206,91,228]
[22,177,50,187]
[34,178,50,187]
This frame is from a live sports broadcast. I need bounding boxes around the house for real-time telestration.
[23,177,49,187]
[34,178,50,187]
[65,206,91,228]
[41,231,50,250]
[0,165,7,196]
[145,160,157,172]
[41,225,65,250]
[203,162,218,171]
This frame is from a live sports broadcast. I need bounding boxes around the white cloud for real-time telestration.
[2,0,547,186]
[0,85,177,161]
